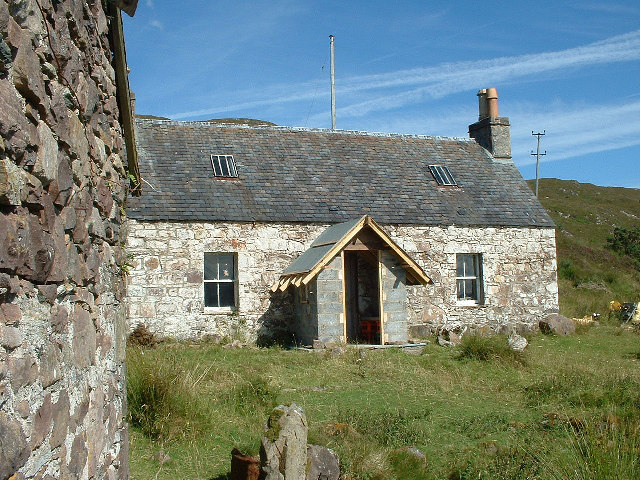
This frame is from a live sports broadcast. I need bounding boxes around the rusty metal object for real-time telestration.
[230,448,260,480]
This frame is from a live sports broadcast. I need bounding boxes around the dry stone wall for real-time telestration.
[127,220,558,341]
[1,1,129,479]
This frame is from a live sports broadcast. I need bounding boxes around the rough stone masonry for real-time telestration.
[1,1,131,478]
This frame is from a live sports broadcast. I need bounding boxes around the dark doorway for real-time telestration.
[344,250,380,344]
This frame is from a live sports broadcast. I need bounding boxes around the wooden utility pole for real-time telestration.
[531,131,546,197]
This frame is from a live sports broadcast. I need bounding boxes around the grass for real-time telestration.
[127,324,640,480]
[528,179,640,318]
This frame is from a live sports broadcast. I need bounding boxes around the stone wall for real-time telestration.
[315,256,345,343]
[126,220,558,341]
[380,250,408,344]
[292,279,317,346]
[1,1,130,479]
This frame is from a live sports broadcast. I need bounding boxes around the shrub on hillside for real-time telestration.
[607,226,640,269]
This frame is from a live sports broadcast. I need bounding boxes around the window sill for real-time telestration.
[204,307,238,315]
[456,300,485,307]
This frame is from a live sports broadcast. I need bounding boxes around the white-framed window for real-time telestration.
[204,253,237,309]
[429,164,457,186]
[210,155,238,178]
[456,254,483,305]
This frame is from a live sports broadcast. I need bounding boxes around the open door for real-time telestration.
[344,250,381,344]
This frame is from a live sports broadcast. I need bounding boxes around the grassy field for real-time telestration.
[528,179,640,318]
[128,323,640,480]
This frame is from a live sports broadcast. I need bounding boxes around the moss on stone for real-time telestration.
[265,408,285,443]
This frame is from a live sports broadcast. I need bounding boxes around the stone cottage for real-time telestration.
[126,89,559,344]
[1,1,139,478]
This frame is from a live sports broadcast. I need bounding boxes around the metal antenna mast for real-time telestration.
[330,35,336,130]
[531,131,546,198]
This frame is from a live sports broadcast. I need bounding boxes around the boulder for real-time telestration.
[260,403,308,480]
[507,333,528,352]
[539,314,575,336]
[306,445,339,480]
[437,323,465,346]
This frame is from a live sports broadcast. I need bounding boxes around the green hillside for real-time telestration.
[527,178,640,318]
[135,114,276,126]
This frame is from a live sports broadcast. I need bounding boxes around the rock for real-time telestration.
[260,403,308,480]
[71,307,96,368]
[0,159,28,206]
[408,324,433,341]
[12,31,45,105]
[0,34,10,71]
[230,448,260,480]
[0,412,30,480]
[507,333,527,352]
[306,444,340,480]
[0,325,24,349]
[0,302,22,325]
[31,393,53,448]
[67,433,88,478]
[7,354,38,390]
[50,391,70,448]
[437,323,465,346]
[95,178,113,216]
[15,401,30,418]
[40,342,62,387]
[34,121,59,185]
[539,314,575,336]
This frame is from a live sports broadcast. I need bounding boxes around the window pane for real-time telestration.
[211,156,220,176]
[204,282,219,307]
[457,279,465,300]
[218,282,235,307]
[204,253,219,280]
[463,280,475,300]
[464,255,476,276]
[470,278,478,300]
[218,254,235,280]
[457,254,475,277]
[220,157,230,177]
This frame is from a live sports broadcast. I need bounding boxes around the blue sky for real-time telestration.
[123,1,640,188]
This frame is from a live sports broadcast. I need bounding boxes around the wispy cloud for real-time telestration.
[574,1,640,15]
[169,29,640,120]
[149,19,163,29]
[511,100,640,166]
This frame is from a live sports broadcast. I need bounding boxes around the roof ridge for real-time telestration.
[134,117,474,142]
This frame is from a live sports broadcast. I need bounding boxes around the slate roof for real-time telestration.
[128,119,554,228]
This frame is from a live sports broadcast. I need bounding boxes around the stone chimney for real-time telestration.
[468,87,511,161]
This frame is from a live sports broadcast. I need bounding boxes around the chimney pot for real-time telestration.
[477,89,488,121]
[469,87,511,161]
[486,87,498,118]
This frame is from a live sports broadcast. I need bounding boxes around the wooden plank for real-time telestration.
[378,249,385,345]
[108,3,141,195]
[270,279,282,292]
[278,276,293,292]
[341,251,348,343]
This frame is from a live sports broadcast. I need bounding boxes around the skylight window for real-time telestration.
[429,165,457,186]
[211,155,238,178]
